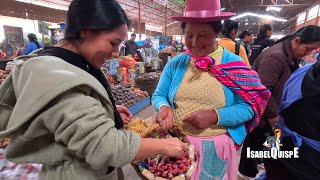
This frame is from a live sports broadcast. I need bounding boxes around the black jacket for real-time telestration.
[249,35,275,65]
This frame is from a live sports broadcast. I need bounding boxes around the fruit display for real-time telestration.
[134,89,149,102]
[145,153,194,179]
[111,84,135,108]
[160,46,176,53]
[137,72,161,81]
[134,140,196,180]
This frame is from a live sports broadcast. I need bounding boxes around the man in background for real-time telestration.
[124,33,139,57]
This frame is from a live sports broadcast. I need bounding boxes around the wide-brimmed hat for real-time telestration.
[172,0,235,23]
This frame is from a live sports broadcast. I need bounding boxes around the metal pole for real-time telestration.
[165,5,167,36]
[138,0,141,40]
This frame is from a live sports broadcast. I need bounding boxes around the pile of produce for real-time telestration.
[126,119,196,180]
[126,118,158,137]
[137,72,161,81]
[111,84,135,108]
[142,152,194,179]
[134,89,149,102]
[0,69,10,85]
[119,56,136,69]
[160,46,176,53]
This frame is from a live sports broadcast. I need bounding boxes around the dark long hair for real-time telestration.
[27,33,40,49]
[63,0,131,129]
[221,20,239,39]
[273,25,320,45]
[257,24,272,38]
[65,0,130,41]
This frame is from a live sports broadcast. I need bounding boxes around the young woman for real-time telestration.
[0,0,187,179]
[218,20,250,66]
[152,0,270,179]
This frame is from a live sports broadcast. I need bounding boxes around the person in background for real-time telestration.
[249,24,275,65]
[124,33,139,57]
[263,62,320,180]
[238,25,320,180]
[218,19,250,66]
[0,0,188,179]
[218,20,250,67]
[238,30,253,58]
[153,0,270,179]
[22,33,43,55]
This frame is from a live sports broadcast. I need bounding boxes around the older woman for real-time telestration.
[152,0,270,179]
[0,0,187,179]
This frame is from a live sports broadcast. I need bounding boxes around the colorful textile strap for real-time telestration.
[186,51,271,133]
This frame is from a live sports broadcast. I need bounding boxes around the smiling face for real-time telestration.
[291,37,320,59]
[184,23,218,58]
[77,24,128,69]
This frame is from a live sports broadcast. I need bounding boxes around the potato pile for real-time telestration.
[137,72,161,81]
[134,89,149,102]
[111,84,135,108]
[0,69,10,85]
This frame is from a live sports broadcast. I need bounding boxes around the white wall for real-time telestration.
[0,15,47,42]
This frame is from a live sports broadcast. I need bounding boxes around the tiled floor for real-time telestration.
[123,106,265,180]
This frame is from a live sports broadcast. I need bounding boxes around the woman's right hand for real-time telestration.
[161,138,189,157]
[155,106,174,131]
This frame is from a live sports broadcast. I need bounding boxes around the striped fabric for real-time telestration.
[187,52,271,133]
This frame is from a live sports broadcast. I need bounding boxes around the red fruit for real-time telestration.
[172,169,179,175]
[176,160,182,164]
[156,172,162,176]
[163,165,168,170]
[179,169,184,175]
[162,171,169,178]
[158,167,164,172]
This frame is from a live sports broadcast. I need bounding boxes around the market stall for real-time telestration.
[103,54,162,115]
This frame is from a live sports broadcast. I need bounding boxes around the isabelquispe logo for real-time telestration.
[247,129,299,159]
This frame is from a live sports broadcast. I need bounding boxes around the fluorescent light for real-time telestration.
[221,8,226,11]
[245,22,248,25]
[231,12,287,22]
[266,6,282,12]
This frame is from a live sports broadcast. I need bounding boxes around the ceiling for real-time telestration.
[10,0,320,35]
[221,0,319,35]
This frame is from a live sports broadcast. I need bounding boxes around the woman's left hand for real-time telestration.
[116,105,133,124]
[183,110,218,130]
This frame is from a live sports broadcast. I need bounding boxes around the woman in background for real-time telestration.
[22,33,43,55]
[218,19,250,66]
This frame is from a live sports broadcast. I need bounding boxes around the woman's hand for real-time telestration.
[183,110,218,130]
[116,105,133,124]
[161,138,189,157]
[155,106,174,131]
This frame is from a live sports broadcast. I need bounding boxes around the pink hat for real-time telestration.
[172,0,235,23]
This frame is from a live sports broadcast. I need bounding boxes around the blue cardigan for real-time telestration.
[152,49,254,144]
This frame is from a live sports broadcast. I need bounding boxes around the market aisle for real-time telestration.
[123,106,265,180]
